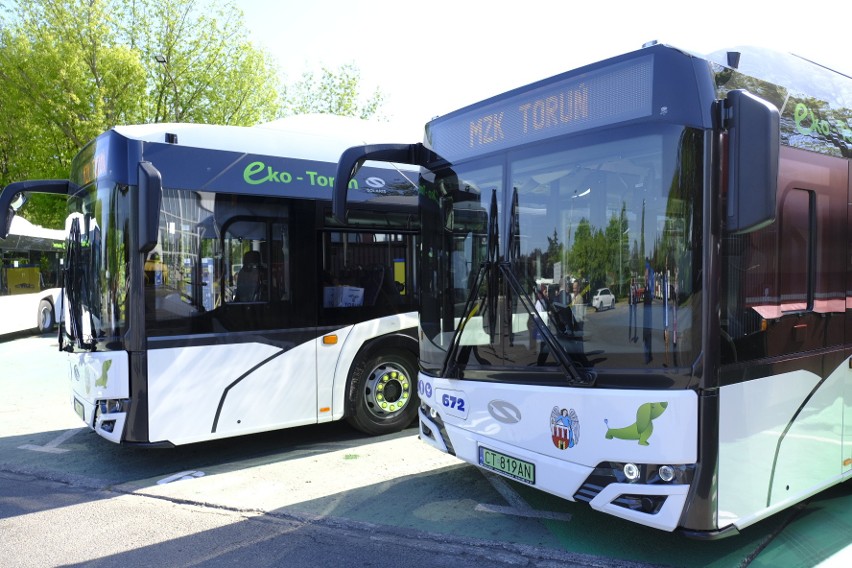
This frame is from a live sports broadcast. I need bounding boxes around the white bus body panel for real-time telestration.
[70,312,417,445]
[147,341,318,445]
[69,351,130,444]
[324,312,418,421]
[0,287,61,336]
[718,359,852,530]
[418,375,698,531]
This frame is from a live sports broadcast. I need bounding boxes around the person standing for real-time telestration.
[570,280,585,334]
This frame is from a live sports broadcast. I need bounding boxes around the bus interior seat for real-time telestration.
[235,250,263,301]
[361,264,385,306]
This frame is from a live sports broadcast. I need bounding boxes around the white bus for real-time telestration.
[0,214,63,337]
[0,115,420,446]
[334,44,852,538]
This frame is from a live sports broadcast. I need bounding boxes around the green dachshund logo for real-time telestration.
[605,402,668,446]
[94,359,112,388]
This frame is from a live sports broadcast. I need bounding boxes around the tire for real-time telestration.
[37,299,54,333]
[346,348,418,436]
[610,299,615,310]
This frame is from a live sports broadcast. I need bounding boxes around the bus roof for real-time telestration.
[97,114,420,203]
[705,45,852,109]
[428,42,852,126]
[113,114,421,164]
[424,42,852,160]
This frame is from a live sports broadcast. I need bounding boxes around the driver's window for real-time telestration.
[225,221,266,303]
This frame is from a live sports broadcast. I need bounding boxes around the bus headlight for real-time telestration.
[98,398,129,415]
[623,463,640,481]
[574,462,696,512]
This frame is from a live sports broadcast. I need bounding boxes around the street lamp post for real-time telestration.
[155,54,179,122]
[619,228,629,298]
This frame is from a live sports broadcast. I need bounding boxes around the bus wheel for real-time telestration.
[347,348,417,436]
[37,300,54,333]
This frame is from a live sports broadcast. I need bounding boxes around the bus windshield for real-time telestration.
[420,123,703,379]
[63,181,132,349]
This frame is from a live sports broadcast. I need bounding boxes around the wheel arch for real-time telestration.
[345,328,418,408]
[339,326,419,435]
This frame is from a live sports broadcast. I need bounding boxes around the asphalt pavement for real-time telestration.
[2,333,852,567]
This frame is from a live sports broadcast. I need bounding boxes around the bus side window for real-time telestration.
[321,231,411,313]
[224,220,269,303]
[222,219,289,305]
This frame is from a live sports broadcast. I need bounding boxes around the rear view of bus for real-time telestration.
[335,43,852,537]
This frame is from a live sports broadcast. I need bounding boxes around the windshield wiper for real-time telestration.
[502,189,593,386]
[62,219,82,350]
[442,190,500,378]
[500,264,594,385]
[62,218,96,351]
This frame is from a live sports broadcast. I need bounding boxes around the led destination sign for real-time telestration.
[428,55,654,160]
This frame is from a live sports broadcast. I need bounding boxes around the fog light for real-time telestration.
[623,463,640,481]
[98,399,128,414]
[100,420,115,433]
[659,465,675,482]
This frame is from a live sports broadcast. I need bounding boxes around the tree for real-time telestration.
[544,229,563,278]
[112,0,282,125]
[0,0,281,226]
[0,0,387,229]
[0,1,141,182]
[605,204,629,296]
[567,219,590,280]
[284,63,384,119]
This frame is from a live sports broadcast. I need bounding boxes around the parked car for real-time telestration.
[592,287,615,311]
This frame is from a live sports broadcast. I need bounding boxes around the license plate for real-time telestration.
[74,398,85,421]
[479,446,535,484]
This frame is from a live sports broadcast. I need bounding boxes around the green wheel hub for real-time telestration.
[364,363,411,419]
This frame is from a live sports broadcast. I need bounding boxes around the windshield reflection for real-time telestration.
[61,183,130,350]
[419,124,702,376]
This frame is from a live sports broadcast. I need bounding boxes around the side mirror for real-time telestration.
[2,204,14,239]
[10,192,27,212]
[724,89,780,233]
[333,143,427,223]
[138,161,163,254]
[3,193,27,237]
[0,180,70,239]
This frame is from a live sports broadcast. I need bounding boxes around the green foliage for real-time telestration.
[111,0,283,125]
[285,63,384,120]
[0,0,150,186]
[545,229,563,276]
[564,207,630,294]
[0,0,387,229]
[19,194,67,230]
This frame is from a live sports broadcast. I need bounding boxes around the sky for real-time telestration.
[235,0,851,138]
